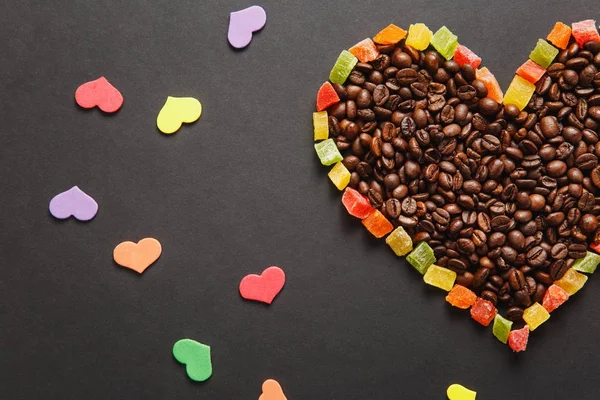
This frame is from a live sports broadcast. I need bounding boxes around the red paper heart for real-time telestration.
[75,76,123,113]
[239,266,286,304]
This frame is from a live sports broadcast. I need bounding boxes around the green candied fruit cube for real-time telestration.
[329,50,358,84]
[492,314,513,344]
[314,138,343,166]
[430,26,459,60]
[385,226,413,256]
[406,241,436,274]
[572,251,600,274]
[529,39,559,68]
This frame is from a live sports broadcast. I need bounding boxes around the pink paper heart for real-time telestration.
[228,6,267,49]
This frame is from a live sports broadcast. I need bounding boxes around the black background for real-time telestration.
[2,1,600,399]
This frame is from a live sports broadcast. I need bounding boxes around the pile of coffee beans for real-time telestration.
[328,39,600,321]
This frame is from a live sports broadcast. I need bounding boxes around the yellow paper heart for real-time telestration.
[447,384,477,400]
[156,96,202,134]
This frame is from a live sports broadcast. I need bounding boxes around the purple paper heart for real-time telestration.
[49,186,98,221]
[228,5,267,49]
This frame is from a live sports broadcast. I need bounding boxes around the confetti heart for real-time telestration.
[313,20,600,351]
[113,238,162,274]
[259,379,287,400]
[75,76,123,113]
[239,266,285,304]
[49,186,98,221]
[228,5,267,49]
[156,96,202,134]
[172,339,212,382]
[447,384,477,400]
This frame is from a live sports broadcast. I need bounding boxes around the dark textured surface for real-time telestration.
[1,1,599,399]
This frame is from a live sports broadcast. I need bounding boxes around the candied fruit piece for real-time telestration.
[430,26,459,60]
[385,226,413,256]
[423,265,456,291]
[328,162,350,190]
[446,285,477,309]
[453,44,481,69]
[503,75,536,111]
[316,82,340,112]
[470,298,497,327]
[314,138,343,166]
[542,284,569,313]
[529,39,559,68]
[349,38,380,63]
[476,67,503,103]
[516,59,546,84]
[546,22,571,49]
[492,314,513,344]
[555,268,588,295]
[373,24,407,45]
[522,303,550,331]
[313,110,329,141]
[361,209,393,238]
[405,23,432,51]
[406,241,436,274]
[572,19,600,46]
[329,50,358,84]
[572,251,600,274]
[508,326,529,353]
[341,188,373,219]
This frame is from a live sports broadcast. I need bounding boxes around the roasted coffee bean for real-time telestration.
[506,306,524,321]
[472,267,490,288]
[568,243,587,259]
[507,268,526,291]
[367,189,383,208]
[401,197,417,216]
[550,259,569,280]
[384,198,401,219]
[550,243,568,259]
[526,246,547,267]
[491,215,513,232]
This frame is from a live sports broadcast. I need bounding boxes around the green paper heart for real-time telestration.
[172,339,212,382]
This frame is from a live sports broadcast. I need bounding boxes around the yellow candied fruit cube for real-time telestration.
[423,265,456,291]
[503,75,536,111]
[313,111,329,141]
[405,23,433,51]
[522,302,550,331]
[385,226,413,256]
[555,268,588,295]
[328,162,351,190]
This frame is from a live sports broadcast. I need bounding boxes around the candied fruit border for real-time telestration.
[313,21,600,352]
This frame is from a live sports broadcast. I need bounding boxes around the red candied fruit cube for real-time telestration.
[349,38,380,63]
[516,59,546,84]
[341,187,374,219]
[316,82,340,112]
[453,45,482,69]
[470,297,497,326]
[590,241,600,254]
[572,20,600,46]
[362,209,393,238]
[542,284,569,313]
[508,326,529,352]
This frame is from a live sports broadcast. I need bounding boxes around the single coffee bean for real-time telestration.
[506,306,524,321]
[550,243,568,259]
[550,259,569,280]
[472,267,490,288]
[568,243,587,259]
[527,246,547,267]
[508,268,526,291]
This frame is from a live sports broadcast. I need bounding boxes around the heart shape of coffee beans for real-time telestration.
[314,22,600,350]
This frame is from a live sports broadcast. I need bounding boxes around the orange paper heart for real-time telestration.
[113,238,162,274]
[259,379,287,400]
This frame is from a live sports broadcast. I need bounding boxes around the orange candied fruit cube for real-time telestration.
[516,59,547,84]
[445,284,477,309]
[547,22,572,49]
[373,24,407,45]
[361,209,393,238]
[349,38,380,63]
[476,67,504,103]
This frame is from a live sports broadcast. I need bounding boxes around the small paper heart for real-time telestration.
[447,384,477,400]
[172,339,212,382]
[49,186,98,221]
[259,379,287,400]
[228,5,267,49]
[156,96,202,134]
[113,238,162,274]
[75,76,123,113]
[239,266,285,304]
